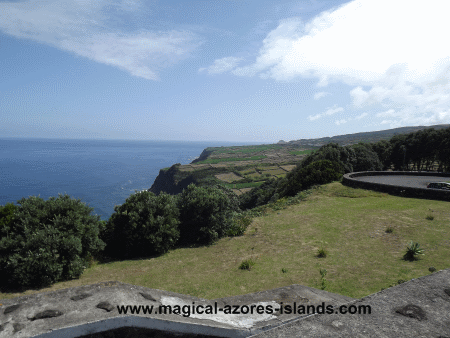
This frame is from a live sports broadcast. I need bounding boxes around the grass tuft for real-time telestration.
[239,259,255,271]
[403,241,425,261]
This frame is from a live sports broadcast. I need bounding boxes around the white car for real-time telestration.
[427,182,450,190]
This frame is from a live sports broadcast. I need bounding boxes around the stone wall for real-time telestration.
[342,171,450,202]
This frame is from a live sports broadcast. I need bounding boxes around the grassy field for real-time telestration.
[223,181,265,189]
[1,182,449,301]
[195,155,267,164]
[212,145,283,155]
[288,149,314,156]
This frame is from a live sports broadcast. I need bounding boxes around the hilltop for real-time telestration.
[149,123,450,196]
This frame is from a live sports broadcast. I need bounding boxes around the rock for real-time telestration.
[31,309,64,321]
[4,303,21,314]
[149,164,195,195]
[140,292,157,302]
[96,301,114,312]
[395,304,427,321]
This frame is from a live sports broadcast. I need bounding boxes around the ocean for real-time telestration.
[0,138,255,221]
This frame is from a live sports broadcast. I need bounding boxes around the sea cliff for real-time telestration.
[148,163,196,195]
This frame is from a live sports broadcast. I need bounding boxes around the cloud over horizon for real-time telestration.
[308,105,344,121]
[0,0,204,80]
[204,0,450,128]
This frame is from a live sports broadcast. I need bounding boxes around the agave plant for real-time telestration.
[403,241,424,261]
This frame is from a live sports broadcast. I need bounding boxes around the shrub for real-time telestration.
[349,143,383,172]
[0,195,105,288]
[279,160,343,197]
[426,215,434,220]
[239,259,255,271]
[403,241,424,261]
[385,227,394,233]
[317,247,328,258]
[102,191,180,259]
[227,213,252,237]
[178,184,240,245]
[238,179,279,210]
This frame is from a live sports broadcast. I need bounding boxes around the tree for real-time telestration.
[178,184,240,245]
[238,178,279,210]
[0,194,105,288]
[301,143,355,173]
[388,134,409,170]
[102,191,180,259]
[371,140,391,170]
[348,143,383,172]
[279,160,343,197]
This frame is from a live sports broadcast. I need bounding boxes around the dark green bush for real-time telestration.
[0,195,105,288]
[102,191,180,259]
[301,143,354,173]
[178,184,240,245]
[279,160,343,197]
[227,213,252,237]
[238,179,279,210]
[349,143,383,172]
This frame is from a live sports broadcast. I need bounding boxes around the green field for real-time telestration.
[195,155,267,164]
[223,181,265,189]
[288,149,314,156]
[211,144,283,155]
[2,182,448,301]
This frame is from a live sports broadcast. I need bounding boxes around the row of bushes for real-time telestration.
[239,158,344,209]
[0,183,246,289]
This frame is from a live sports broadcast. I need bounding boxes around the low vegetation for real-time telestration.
[2,182,448,301]
[0,195,105,289]
[195,155,267,164]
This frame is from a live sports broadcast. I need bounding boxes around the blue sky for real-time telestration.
[1,0,449,143]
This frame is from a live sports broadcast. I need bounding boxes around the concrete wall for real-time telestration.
[342,171,450,202]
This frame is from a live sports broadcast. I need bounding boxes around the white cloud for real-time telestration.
[314,91,330,100]
[308,105,343,121]
[355,112,368,120]
[219,0,450,126]
[199,57,243,75]
[335,119,347,125]
[376,109,396,118]
[0,0,203,80]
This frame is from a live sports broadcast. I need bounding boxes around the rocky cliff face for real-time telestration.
[148,163,195,195]
[190,148,213,164]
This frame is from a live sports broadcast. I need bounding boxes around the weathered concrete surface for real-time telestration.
[343,171,450,202]
[0,282,353,338]
[250,268,450,338]
[353,174,450,189]
[2,269,449,337]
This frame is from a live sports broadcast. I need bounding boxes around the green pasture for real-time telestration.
[2,182,449,301]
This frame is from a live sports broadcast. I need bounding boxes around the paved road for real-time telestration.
[352,175,449,189]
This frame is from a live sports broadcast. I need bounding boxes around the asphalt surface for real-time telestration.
[352,175,449,189]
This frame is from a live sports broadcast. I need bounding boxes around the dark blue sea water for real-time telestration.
[0,138,255,220]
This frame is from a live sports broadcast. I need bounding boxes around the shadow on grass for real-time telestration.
[94,241,216,265]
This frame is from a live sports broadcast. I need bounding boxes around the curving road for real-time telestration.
[352,175,449,189]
